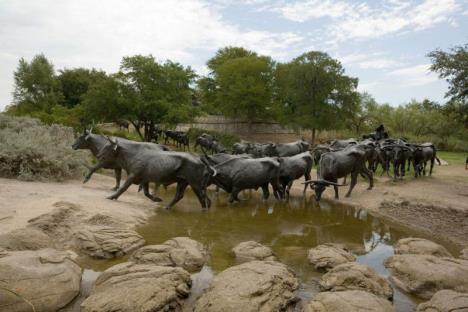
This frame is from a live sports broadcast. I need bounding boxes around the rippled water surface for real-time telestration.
[79,188,459,312]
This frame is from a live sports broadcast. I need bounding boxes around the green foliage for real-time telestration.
[428,43,468,104]
[12,54,63,114]
[0,114,88,181]
[57,68,107,108]
[187,128,240,149]
[275,51,359,141]
[197,47,275,123]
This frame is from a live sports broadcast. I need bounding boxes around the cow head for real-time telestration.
[72,128,93,150]
[305,179,347,201]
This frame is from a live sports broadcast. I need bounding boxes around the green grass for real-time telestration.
[437,151,467,165]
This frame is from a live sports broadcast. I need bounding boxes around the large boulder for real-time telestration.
[0,227,54,250]
[319,262,393,300]
[384,254,468,299]
[0,248,82,312]
[307,243,356,271]
[394,238,452,258]
[193,261,299,312]
[130,237,207,272]
[81,262,191,312]
[416,289,468,312]
[304,290,395,312]
[74,225,145,259]
[232,241,276,263]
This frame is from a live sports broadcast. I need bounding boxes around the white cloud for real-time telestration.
[0,0,305,110]
[387,64,439,86]
[274,0,459,42]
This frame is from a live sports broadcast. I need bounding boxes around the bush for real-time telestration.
[0,114,88,181]
[187,128,240,148]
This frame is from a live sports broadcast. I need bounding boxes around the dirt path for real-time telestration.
[0,174,157,235]
[290,164,468,248]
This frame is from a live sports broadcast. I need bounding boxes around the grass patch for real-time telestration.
[437,151,467,165]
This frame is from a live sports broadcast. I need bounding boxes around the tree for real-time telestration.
[57,68,107,108]
[11,54,63,114]
[197,47,275,127]
[428,43,467,103]
[275,51,359,144]
[346,92,377,136]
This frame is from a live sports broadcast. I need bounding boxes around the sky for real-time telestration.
[0,0,467,111]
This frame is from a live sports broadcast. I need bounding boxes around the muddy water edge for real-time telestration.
[76,188,462,312]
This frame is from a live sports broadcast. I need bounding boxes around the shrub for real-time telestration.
[0,114,88,181]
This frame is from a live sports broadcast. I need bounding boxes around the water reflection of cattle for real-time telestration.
[305,145,373,201]
[97,137,210,209]
[202,155,284,203]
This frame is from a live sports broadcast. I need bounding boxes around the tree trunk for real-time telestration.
[130,120,144,141]
[311,128,316,146]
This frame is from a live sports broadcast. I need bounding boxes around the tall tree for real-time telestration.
[428,43,467,102]
[197,47,275,126]
[275,51,359,144]
[11,54,63,114]
[57,68,107,108]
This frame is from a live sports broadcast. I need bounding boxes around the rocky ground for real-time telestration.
[0,161,467,311]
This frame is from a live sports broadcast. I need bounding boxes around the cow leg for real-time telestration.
[191,184,210,209]
[343,175,347,184]
[83,163,104,184]
[362,168,373,190]
[334,185,339,199]
[393,161,398,181]
[107,174,136,200]
[271,179,283,200]
[142,182,162,202]
[287,181,294,197]
[345,172,358,197]
[112,168,122,191]
[166,181,189,209]
[261,184,270,200]
[429,158,434,176]
[423,161,427,176]
[228,187,241,203]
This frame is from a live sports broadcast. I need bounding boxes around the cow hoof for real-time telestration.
[106,196,117,200]
[164,206,172,210]
[151,196,163,202]
[111,187,119,191]
[83,178,90,184]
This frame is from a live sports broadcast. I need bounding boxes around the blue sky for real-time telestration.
[0,0,467,111]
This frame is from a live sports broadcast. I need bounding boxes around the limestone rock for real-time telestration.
[384,254,468,299]
[131,237,207,272]
[416,289,468,312]
[304,290,396,312]
[193,261,299,312]
[319,262,393,300]
[308,243,356,271]
[74,225,145,259]
[394,238,452,257]
[460,247,468,260]
[0,248,82,312]
[232,241,276,263]
[81,262,191,312]
[0,227,54,250]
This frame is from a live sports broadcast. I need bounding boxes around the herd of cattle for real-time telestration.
[71,129,440,209]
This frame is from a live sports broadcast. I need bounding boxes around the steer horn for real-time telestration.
[200,157,217,177]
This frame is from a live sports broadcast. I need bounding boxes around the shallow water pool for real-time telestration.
[78,188,458,311]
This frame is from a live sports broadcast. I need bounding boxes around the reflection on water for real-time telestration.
[77,188,452,312]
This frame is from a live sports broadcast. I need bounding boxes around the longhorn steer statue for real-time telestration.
[303,145,373,201]
[264,140,310,157]
[71,129,169,190]
[97,137,211,209]
[201,155,284,203]
[277,152,313,198]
